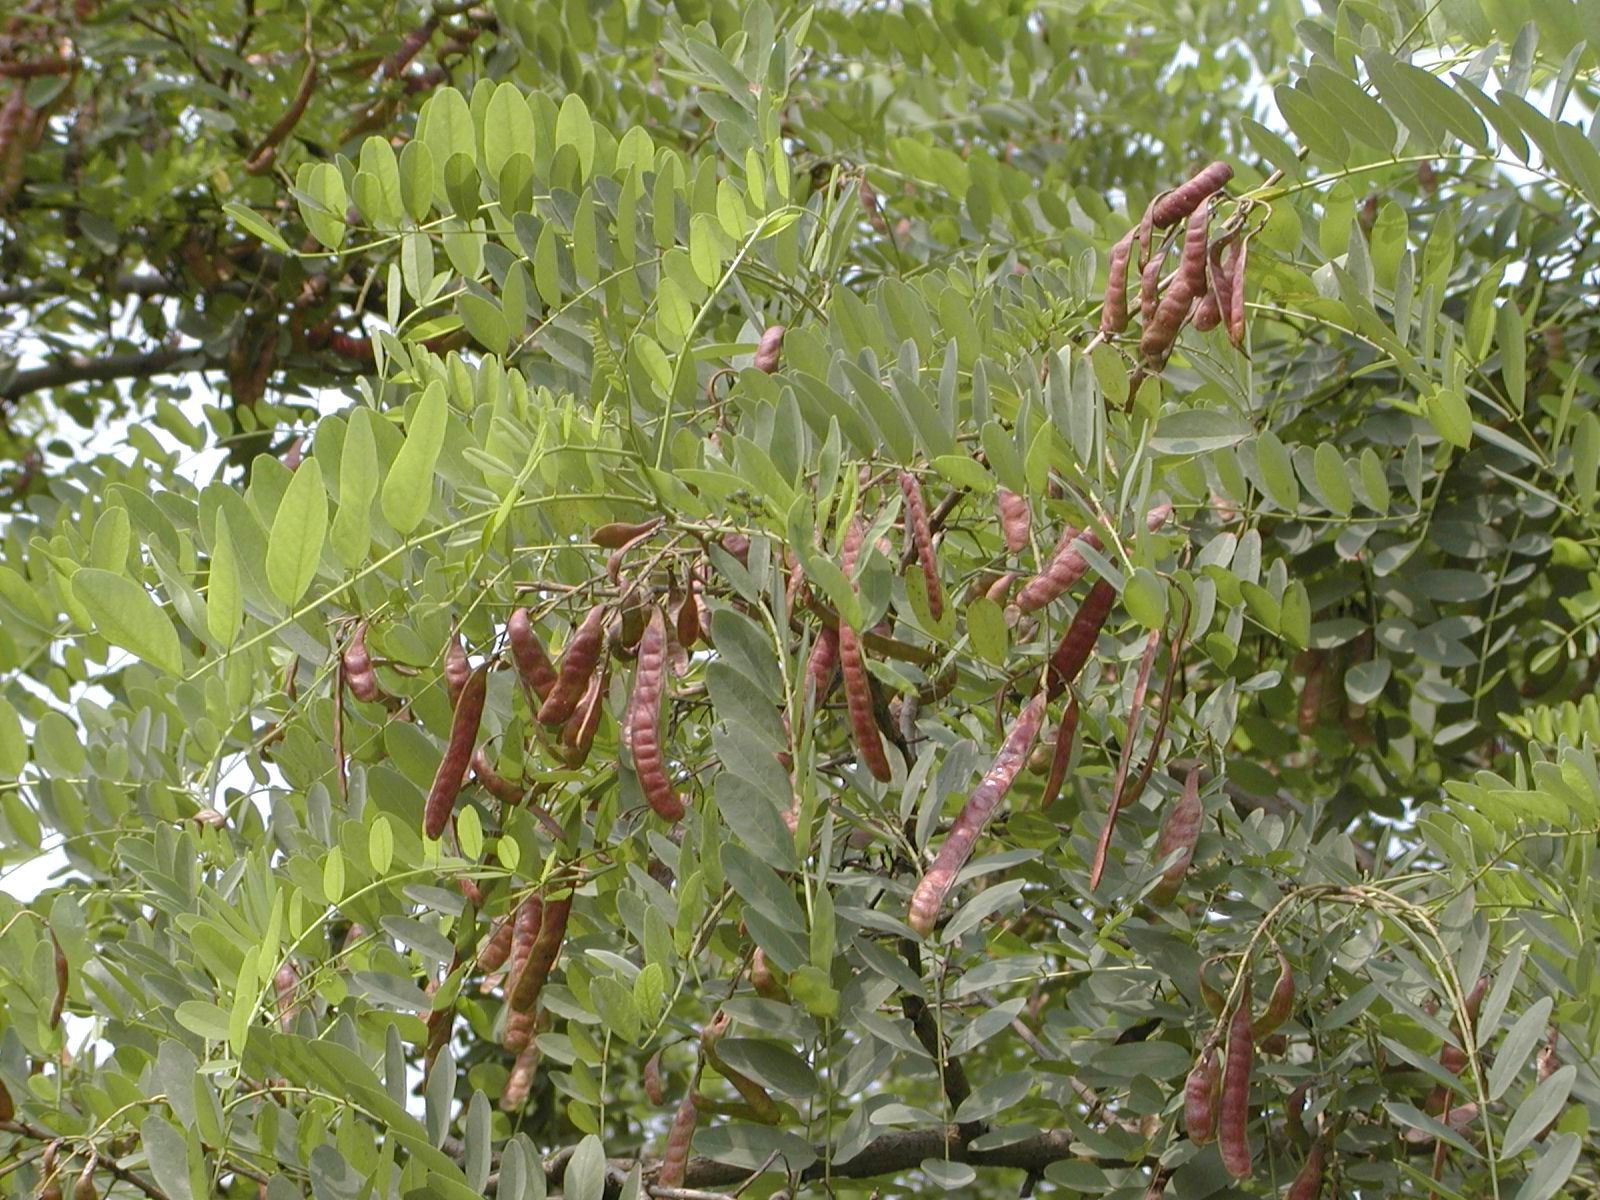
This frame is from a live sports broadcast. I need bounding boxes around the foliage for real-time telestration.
[2,1,1600,1198]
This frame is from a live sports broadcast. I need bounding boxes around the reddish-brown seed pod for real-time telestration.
[805,626,840,707]
[475,916,515,974]
[1016,503,1172,615]
[1193,287,1221,332]
[1149,764,1203,904]
[510,892,571,1013]
[1138,254,1164,326]
[838,521,893,782]
[1047,580,1116,698]
[1253,946,1295,1037]
[423,666,487,839]
[342,621,382,703]
[561,665,609,768]
[985,571,1019,605]
[538,605,606,726]
[472,747,525,805]
[643,1050,666,1105]
[1219,984,1255,1179]
[0,1076,11,1122]
[500,1043,538,1111]
[720,533,751,566]
[1039,695,1079,810]
[72,1167,97,1200]
[997,488,1031,553]
[677,585,703,648]
[627,608,685,821]
[1226,236,1248,348]
[444,634,470,705]
[908,693,1046,935]
[749,948,788,1002]
[1183,1045,1220,1145]
[458,877,485,908]
[502,896,541,1051]
[658,1094,698,1188]
[1149,161,1234,229]
[508,607,557,702]
[272,962,297,1031]
[754,324,786,373]
[49,933,67,1029]
[1140,209,1209,367]
[1440,976,1489,1073]
[1100,231,1135,337]
[1285,1137,1326,1200]
[593,517,663,550]
[899,472,943,620]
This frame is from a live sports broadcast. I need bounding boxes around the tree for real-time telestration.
[2,0,1599,1196]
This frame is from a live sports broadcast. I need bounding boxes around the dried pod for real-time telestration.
[997,488,1031,553]
[508,607,557,702]
[1285,1136,1327,1200]
[899,472,943,620]
[342,621,382,703]
[658,1094,698,1188]
[472,747,525,805]
[1100,231,1135,337]
[72,1167,98,1200]
[1149,161,1233,228]
[643,1050,666,1105]
[805,626,840,707]
[1016,503,1172,614]
[627,608,684,821]
[1138,253,1164,326]
[510,891,571,1014]
[839,521,893,783]
[272,962,298,1031]
[908,693,1046,935]
[500,1043,539,1111]
[444,634,470,705]
[1140,207,1210,369]
[1038,695,1079,811]
[719,533,751,566]
[1149,764,1203,904]
[538,605,606,726]
[1047,579,1115,698]
[754,324,786,373]
[592,517,663,549]
[561,662,609,768]
[423,666,487,839]
[1183,1045,1220,1144]
[985,572,1018,606]
[1219,984,1255,1179]
[1252,946,1295,1038]
[475,916,515,974]
[749,948,788,1002]
[677,585,703,648]
[502,896,542,1052]
[1226,236,1248,348]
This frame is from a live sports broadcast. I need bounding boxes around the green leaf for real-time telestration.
[381,383,448,536]
[1489,997,1552,1101]
[485,82,535,180]
[207,513,243,648]
[141,1116,196,1200]
[1426,388,1474,450]
[1254,430,1300,511]
[966,597,1008,664]
[1515,1133,1581,1200]
[0,698,24,779]
[333,407,379,568]
[296,162,348,250]
[1123,568,1166,629]
[72,568,182,675]
[265,459,328,608]
[555,94,596,180]
[460,293,510,356]
[222,201,291,254]
[1502,1066,1574,1157]
[1312,443,1353,516]
[1150,409,1252,455]
[369,814,394,874]
[565,1136,606,1200]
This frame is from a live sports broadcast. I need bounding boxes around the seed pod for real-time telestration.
[1183,1045,1220,1144]
[273,962,298,1031]
[677,585,703,648]
[475,916,515,974]
[192,808,227,830]
[1253,947,1295,1037]
[1140,209,1209,368]
[749,948,788,1002]
[997,488,1031,552]
[1285,1082,1311,1149]
[1536,1029,1559,1082]
[343,622,382,703]
[839,521,893,782]
[1149,161,1234,229]
[908,693,1046,935]
[510,892,571,1013]
[593,517,663,549]
[1047,579,1116,698]
[472,748,525,805]
[73,1167,97,1200]
[0,1076,10,1122]
[643,1050,667,1105]
[458,876,485,907]
[1017,503,1172,615]
[561,666,609,768]
[1219,984,1255,1179]
[1285,1136,1326,1200]
[444,634,470,705]
[1226,236,1248,348]
[1198,956,1227,1015]
[1441,976,1488,1074]
[720,533,751,566]
[1038,695,1079,810]
[899,472,943,620]
[754,324,786,373]
[1193,286,1221,332]
[508,608,558,702]
[658,1094,698,1188]
[1100,231,1135,337]
[538,605,606,726]
[805,626,840,707]
[423,666,487,839]
[626,608,684,821]
[503,896,542,1051]
[500,1043,538,1111]
[49,933,67,1029]
[1138,253,1164,326]
[1149,764,1203,904]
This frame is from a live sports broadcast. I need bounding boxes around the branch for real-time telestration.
[243,53,319,175]
[0,345,225,404]
[0,59,75,78]
[0,1121,171,1200]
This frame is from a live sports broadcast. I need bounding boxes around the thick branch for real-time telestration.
[0,345,225,403]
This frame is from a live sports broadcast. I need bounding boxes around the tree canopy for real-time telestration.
[3,0,1600,1197]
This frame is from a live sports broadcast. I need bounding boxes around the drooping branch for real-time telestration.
[0,344,226,404]
[243,52,319,174]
